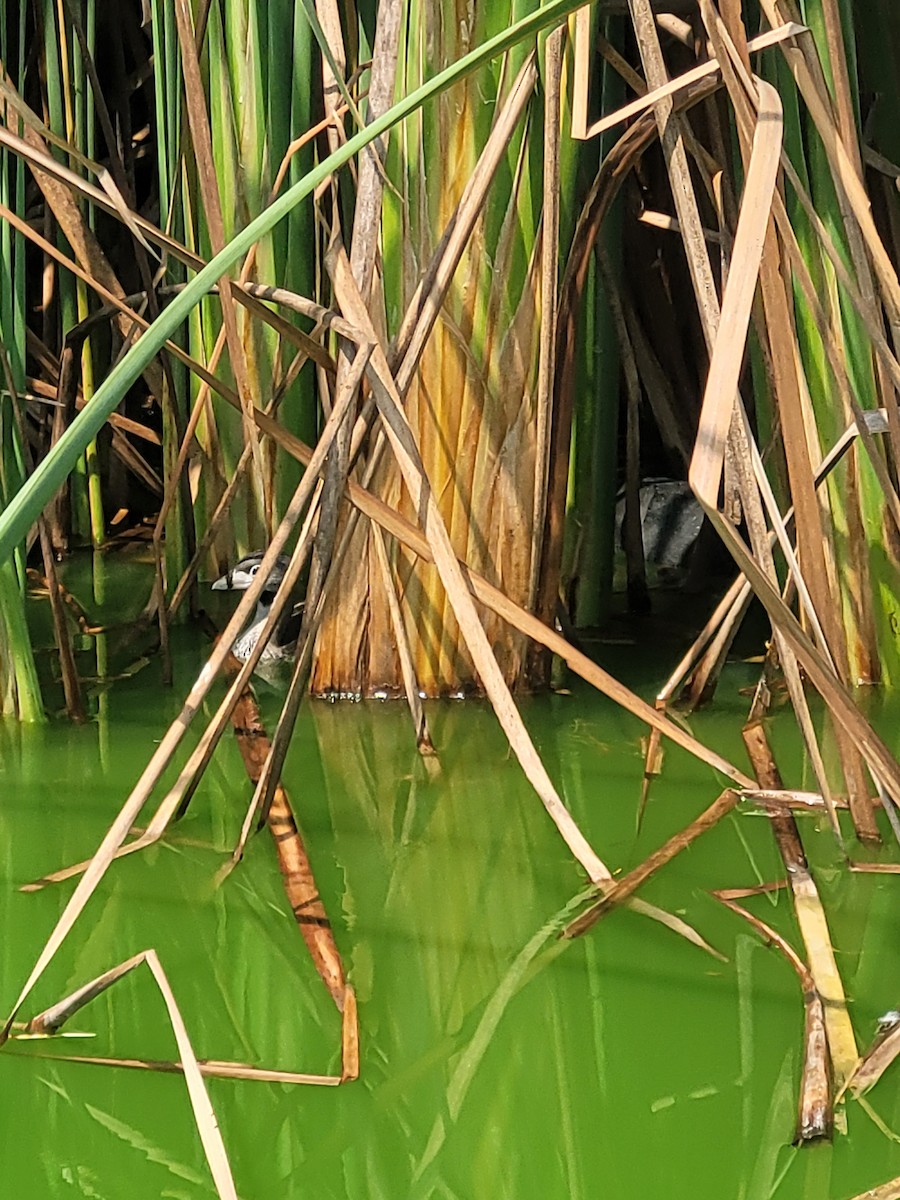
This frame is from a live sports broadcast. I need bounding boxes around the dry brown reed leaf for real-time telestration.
[712,891,832,1142]
[846,1020,900,1097]
[23,951,238,1198]
[744,790,854,812]
[714,880,787,900]
[14,1051,342,1086]
[562,788,741,938]
[572,19,805,140]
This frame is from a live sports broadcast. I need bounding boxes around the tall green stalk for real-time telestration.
[150,0,192,596]
[564,13,622,628]
[0,6,44,720]
[153,0,321,561]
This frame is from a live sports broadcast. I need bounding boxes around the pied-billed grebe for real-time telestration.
[211,552,302,664]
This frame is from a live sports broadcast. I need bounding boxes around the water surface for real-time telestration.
[2,614,900,1198]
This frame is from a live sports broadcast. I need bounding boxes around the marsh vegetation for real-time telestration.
[2,0,900,1194]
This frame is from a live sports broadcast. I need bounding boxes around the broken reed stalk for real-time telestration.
[14,1051,343,1088]
[745,790,860,813]
[743,722,859,1087]
[561,789,740,938]
[845,1018,900,1098]
[712,890,832,1143]
[847,1180,900,1200]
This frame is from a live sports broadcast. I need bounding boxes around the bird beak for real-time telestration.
[211,572,230,591]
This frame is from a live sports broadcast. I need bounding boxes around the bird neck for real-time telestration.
[252,589,278,623]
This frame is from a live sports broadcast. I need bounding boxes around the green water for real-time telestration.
[3,609,900,1197]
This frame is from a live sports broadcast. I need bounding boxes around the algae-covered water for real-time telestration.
[2,569,900,1197]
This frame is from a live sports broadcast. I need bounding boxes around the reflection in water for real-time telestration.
[2,647,900,1196]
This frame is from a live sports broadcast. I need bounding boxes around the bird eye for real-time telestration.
[249,564,258,575]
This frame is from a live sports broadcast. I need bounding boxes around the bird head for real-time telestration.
[211,552,291,595]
